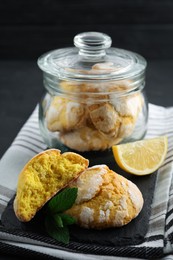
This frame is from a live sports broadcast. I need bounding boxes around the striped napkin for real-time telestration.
[0,103,173,259]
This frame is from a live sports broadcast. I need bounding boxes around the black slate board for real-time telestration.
[1,148,157,247]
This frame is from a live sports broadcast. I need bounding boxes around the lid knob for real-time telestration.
[74,32,112,59]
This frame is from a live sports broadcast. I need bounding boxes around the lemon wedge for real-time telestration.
[112,136,168,175]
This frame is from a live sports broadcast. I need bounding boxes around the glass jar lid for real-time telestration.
[38,32,147,81]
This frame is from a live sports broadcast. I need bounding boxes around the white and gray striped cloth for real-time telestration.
[0,103,173,259]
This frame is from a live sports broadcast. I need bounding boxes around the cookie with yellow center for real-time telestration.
[13,149,89,222]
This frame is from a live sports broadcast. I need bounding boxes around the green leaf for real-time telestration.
[45,215,70,244]
[59,213,77,226]
[44,187,78,244]
[48,187,78,214]
[53,214,64,228]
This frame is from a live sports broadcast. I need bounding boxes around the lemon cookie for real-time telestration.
[13,149,89,222]
[88,103,121,137]
[118,116,136,138]
[66,165,144,229]
[46,96,86,132]
[59,127,123,152]
[91,62,121,73]
[112,92,143,119]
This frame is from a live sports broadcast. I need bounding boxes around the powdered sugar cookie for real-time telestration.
[46,96,86,132]
[66,165,144,229]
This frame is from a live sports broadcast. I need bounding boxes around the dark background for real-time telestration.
[1,1,173,258]
[1,0,173,60]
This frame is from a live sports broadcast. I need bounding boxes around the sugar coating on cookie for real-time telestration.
[59,127,123,152]
[66,165,144,229]
[69,165,108,203]
[46,96,86,132]
[88,103,121,137]
[118,116,136,138]
[111,92,143,118]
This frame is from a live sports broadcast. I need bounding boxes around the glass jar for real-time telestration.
[38,32,148,153]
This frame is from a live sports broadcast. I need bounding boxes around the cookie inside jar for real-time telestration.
[47,73,144,151]
[38,32,148,152]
